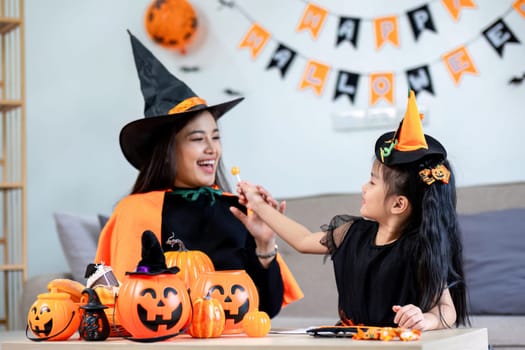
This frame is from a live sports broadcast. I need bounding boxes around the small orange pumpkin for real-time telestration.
[242,310,271,337]
[164,239,215,288]
[26,289,81,341]
[188,295,225,338]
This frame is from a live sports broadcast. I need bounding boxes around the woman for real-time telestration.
[94,31,302,318]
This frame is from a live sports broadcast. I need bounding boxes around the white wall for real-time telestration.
[25,0,525,277]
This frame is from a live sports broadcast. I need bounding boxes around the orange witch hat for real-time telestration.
[375,90,446,165]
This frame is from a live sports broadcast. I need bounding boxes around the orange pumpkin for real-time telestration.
[116,273,192,338]
[144,0,198,54]
[164,239,215,288]
[188,295,225,338]
[242,310,271,337]
[190,270,259,334]
[26,289,81,341]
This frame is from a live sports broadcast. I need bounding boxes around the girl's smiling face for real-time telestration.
[360,160,390,221]
[174,111,221,188]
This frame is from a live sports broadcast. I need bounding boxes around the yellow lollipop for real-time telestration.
[231,166,241,182]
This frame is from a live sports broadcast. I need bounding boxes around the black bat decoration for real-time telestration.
[180,66,200,73]
[223,88,242,96]
[509,72,525,85]
[217,0,235,9]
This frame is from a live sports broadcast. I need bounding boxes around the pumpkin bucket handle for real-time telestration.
[26,311,77,342]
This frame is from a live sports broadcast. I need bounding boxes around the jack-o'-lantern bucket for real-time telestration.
[190,270,259,334]
[26,289,81,341]
[115,230,192,340]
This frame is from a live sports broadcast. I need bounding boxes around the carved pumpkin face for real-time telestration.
[26,291,81,341]
[190,270,259,334]
[116,274,192,338]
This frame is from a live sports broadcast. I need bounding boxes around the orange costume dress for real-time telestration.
[95,187,303,317]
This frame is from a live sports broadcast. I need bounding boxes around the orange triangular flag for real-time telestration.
[239,23,271,59]
[373,16,400,50]
[441,0,476,21]
[442,45,478,85]
[370,73,394,105]
[395,90,428,152]
[299,60,330,95]
[513,0,525,18]
[296,3,328,40]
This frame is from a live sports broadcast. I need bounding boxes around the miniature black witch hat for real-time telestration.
[375,90,447,165]
[120,30,244,170]
[126,230,179,275]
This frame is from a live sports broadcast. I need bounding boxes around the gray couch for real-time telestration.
[19,182,525,349]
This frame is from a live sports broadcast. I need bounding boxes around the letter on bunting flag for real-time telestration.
[407,5,436,41]
[406,66,434,96]
[442,46,478,85]
[374,16,400,50]
[370,73,394,105]
[483,19,520,57]
[336,17,360,48]
[296,3,328,40]
[239,23,271,59]
[441,0,477,21]
[299,60,330,95]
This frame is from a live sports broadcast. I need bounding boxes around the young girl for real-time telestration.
[232,91,468,330]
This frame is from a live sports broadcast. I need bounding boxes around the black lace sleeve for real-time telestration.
[319,214,358,255]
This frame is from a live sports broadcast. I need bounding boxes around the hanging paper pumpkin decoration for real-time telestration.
[144,0,198,54]
[26,289,81,341]
[190,270,259,334]
[188,295,225,338]
[164,239,215,288]
[242,309,271,337]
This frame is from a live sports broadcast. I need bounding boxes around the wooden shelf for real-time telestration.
[0,17,21,35]
[0,264,25,271]
[0,182,23,189]
[0,99,23,112]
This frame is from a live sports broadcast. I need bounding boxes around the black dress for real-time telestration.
[322,215,419,326]
[160,187,284,318]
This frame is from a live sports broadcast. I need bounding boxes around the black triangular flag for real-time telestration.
[406,66,434,96]
[407,5,436,41]
[336,17,360,48]
[266,43,297,78]
[333,71,359,103]
[483,18,520,57]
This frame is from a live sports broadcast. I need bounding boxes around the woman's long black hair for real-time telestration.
[380,157,469,327]
[130,113,231,194]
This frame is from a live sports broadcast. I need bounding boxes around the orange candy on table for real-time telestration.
[188,296,225,338]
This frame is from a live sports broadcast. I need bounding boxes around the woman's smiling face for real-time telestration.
[173,111,221,188]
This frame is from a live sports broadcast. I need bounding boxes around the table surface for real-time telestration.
[0,328,488,350]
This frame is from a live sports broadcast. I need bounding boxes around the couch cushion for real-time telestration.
[53,212,101,283]
[460,208,525,315]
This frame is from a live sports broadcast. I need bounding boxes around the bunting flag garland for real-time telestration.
[373,16,400,50]
[266,44,297,78]
[231,0,524,106]
[441,0,477,21]
[407,5,437,41]
[482,18,520,57]
[296,3,328,40]
[442,45,478,85]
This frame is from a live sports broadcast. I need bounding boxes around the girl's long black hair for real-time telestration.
[130,114,231,195]
[381,157,469,327]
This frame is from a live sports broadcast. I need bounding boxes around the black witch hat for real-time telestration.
[126,230,179,275]
[120,30,244,170]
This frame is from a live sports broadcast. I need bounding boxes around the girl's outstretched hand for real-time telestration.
[392,304,427,330]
